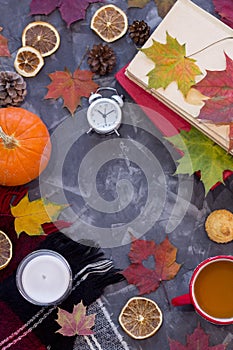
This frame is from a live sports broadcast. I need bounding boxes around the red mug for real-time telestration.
[171,255,233,325]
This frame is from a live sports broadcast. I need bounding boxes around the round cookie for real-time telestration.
[205,209,233,243]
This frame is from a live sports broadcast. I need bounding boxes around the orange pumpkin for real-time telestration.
[0,107,51,186]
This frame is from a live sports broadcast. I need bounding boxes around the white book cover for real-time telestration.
[126,0,233,152]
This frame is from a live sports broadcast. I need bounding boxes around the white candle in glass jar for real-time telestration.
[16,250,72,305]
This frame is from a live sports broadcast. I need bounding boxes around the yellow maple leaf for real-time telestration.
[141,32,202,96]
[11,193,68,236]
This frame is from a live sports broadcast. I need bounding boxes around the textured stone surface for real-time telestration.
[1,0,233,349]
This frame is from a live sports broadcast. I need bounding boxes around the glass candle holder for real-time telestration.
[16,249,72,306]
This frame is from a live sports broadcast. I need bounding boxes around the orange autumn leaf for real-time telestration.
[122,236,181,295]
[0,27,10,57]
[45,67,99,115]
[141,32,202,97]
[10,193,68,236]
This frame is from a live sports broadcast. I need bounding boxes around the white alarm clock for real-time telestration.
[87,87,124,136]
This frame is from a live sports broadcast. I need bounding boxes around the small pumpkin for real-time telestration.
[0,107,51,186]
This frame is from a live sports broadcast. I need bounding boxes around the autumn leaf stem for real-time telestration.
[77,46,89,70]
[160,279,171,310]
[185,36,233,58]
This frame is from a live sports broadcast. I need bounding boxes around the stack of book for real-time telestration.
[121,0,233,153]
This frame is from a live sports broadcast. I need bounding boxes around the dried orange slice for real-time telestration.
[119,297,163,339]
[14,46,44,78]
[90,5,128,42]
[0,230,12,270]
[22,21,60,57]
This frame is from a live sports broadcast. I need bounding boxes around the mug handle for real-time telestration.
[171,293,192,306]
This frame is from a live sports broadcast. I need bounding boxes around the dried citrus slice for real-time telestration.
[14,46,44,78]
[0,230,12,270]
[119,297,163,339]
[22,21,60,57]
[90,5,128,42]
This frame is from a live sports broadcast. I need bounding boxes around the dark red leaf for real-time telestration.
[0,28,10,57]
[42,220,72,234]
[123,263,159,295]
[30,0,103,27]
[169,323,226,350]
[194,53,233,151]
[195,53,233,124]
[128,237,156,263]
[122,236,181,294]
[213,0,233,28]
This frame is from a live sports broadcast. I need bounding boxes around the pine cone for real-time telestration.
[128,20,151,46]
[87,44,116,76]
[0,71,27,106]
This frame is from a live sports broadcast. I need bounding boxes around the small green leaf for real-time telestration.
[166,127,233,193]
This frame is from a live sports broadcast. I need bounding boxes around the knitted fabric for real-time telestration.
[73,299,130,350]
[0,186,124,350]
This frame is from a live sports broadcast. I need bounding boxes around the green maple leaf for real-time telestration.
[166,127,233,193]
[141,32,202,96]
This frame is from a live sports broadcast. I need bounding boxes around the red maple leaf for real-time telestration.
[229,124,233,150]
[122,236,181,295]
[195,53,233,124]
[45,67,99,115]
[213,0,233,28]
[0,27,10,57]
[169,323,226,350]
[29,0,102,27]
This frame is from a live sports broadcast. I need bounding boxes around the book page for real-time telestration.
[126,0,233,152]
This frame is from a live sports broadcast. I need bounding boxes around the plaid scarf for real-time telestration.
[0,186,124,350]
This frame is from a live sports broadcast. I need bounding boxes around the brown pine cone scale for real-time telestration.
[129,20,151,46]
[0,71,27,107]
[87,44,116,76]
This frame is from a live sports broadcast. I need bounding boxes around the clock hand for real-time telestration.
[96,109,107,125]
[106,109,115,116]
[96,110,105,117]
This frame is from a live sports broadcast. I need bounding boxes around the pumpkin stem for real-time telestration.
[0,126,18,149]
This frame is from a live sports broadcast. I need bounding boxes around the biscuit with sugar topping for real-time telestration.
[205,209,233,243]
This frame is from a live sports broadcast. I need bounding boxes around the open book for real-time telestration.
[125,0,233,154]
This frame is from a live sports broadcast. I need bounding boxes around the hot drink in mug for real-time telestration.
[171,255,233,325]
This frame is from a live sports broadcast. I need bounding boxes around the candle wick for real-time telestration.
[42,274,46,280]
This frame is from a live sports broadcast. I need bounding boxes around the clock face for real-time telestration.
[87,98,122,134]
